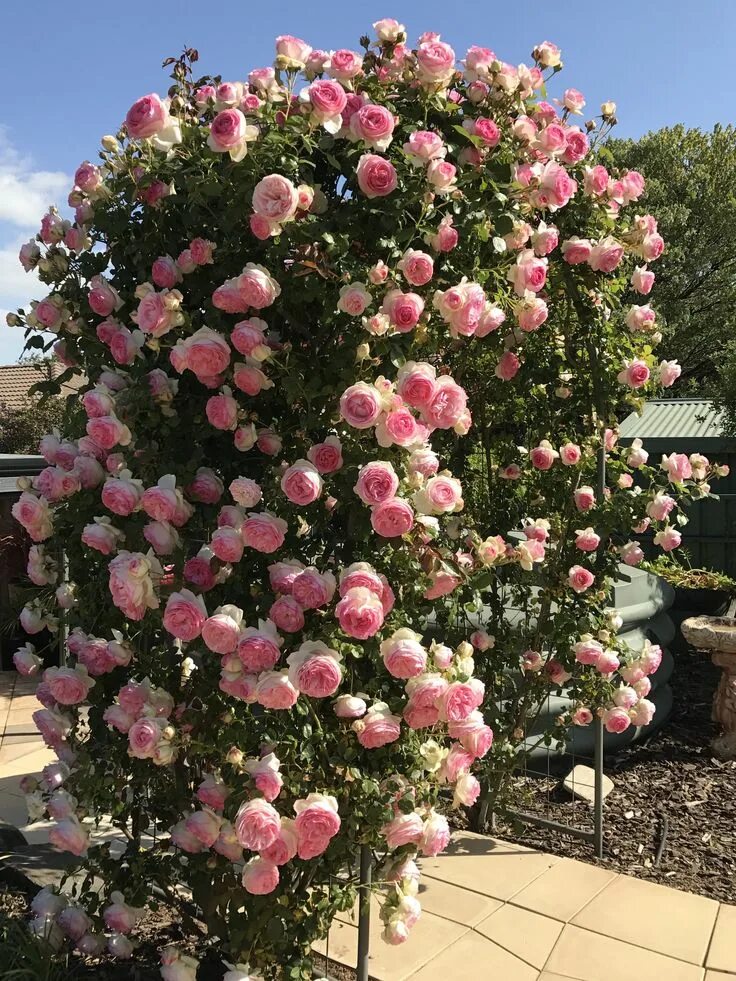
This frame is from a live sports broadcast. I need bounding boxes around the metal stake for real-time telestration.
[357,844,371,981]
[593,716,604,859]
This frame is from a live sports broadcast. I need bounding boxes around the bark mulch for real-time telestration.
[495,641,736,903]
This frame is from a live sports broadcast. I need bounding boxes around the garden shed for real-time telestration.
[619,399,736,575]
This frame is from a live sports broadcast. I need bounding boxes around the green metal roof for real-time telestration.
[619,399,730,452]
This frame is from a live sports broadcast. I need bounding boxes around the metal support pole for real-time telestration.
[593,716,604,859]
[356,844,371,981]
[593,442,606,860]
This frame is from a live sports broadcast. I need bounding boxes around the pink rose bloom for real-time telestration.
[603,707,631,734]
[629,698,655,726]
[44,666,94,706]
[126,93,168,138]
[227,477,260,508]
[287,641,342,698]
[448,713,494,758]
[231,318,269,359]
[183,327,231,379]
[559,442,581,466]
[267,559,305,594]
[517,296,548,332]
[306,436,342,474]
[355,704,401,748]
[383,812,424,849]
[163,590,207,641]
[233,263,281,311]
[336,587,384,639]
[421,810,451,857]
[381,289,425,332]
[81,519,121,555]
[211,526,244,563]
[334,694,368,719]
[127,717,163,759]
[647,491,676,521]
[376,407,422,448]
[337,282,372,316]
[252,174,299,224]
[185,237,215,267]
[371,498,414,538]
[340,382,383,429]
[351,103,395,151]
[589,237,624,273]
[397,249,434,287]
[356,154,398,198]
[275,34,312,66]
[495,351,520,381]
[256,670,299,709]
[308,79,348,126]
[86,415,131,450]
[208,108,249,151]
[196,774,231,812]
[184,809,222,848]
[426,214,458,252]
[575,528,600,552]
[416,38,456,85]
[202,605,243,654]
[654,525,682,552]
[427,159,457,191]
[294,793,341,859]
[415,474,463,515]
[404,129,446,164]
[561,237,593,265]
[508,250,548,296]
[281,460,323,505]
[49,817,89,857]
[234,798,281,851]
[421,376,468,429]
[269,595,305,633]
[632,266,655,295]
[424,570,462,600]
[292,568,336,609]
[242,512,287,553]
[261,818,299,866]
[568,565,595,593]
[530,441,559,470]
[661,452,692,483]
[206,393,238,431]
[618,359,650,389]
[186,468,223,505]
[151,256,181,289]
[658,360,682,388]
[103,894,143,935]
[354,461,399,505]
[102,474,142,516]
[381,629,427,679]
[237,624,282,673]
[574,486,596,512]
[242,857,279,895]
[438,680,485,722]
[396,363,437,410]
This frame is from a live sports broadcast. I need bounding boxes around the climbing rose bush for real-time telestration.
[8,20,725,979]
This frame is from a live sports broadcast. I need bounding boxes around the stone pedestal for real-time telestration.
[681,616,736,759]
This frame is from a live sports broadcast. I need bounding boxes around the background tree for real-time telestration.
[0,359,67,454]
[607,125,736,389]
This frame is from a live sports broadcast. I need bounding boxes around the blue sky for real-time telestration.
[1,0,734,363]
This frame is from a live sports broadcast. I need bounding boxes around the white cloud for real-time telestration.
[0,130,71,363]
[0,127,70,229]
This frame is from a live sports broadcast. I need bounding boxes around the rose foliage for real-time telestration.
[8,20,725,980]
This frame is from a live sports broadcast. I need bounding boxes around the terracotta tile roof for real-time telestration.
[0,361,86,411]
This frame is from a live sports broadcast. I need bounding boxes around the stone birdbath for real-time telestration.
[681,615,736,759]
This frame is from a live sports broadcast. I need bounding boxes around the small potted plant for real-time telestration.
[645,554,736,615]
